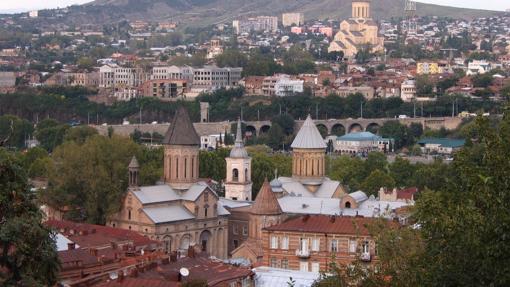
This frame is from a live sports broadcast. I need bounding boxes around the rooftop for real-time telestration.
[251,179,283,215]
[337,131,383,141]
[291,115,327,149]
[417,138,466,148]
[163,106,200,146]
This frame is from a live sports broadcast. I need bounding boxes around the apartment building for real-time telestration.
[99,64,148,88]
[282,13,305,27]
[151,65,194,82]
[138,79,188,101]
[233,16,278,34]
[401,79,417,102]
[192,66,242,90]
[262,215,394,272]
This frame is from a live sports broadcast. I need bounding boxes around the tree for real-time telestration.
[361,169,395,196]
[35,119,69,152]
[411,114,510,285]
[379,121,411,149]
[266,124,285,150]
[0,148,60,286]
[388,156,415,187]
[42,135,140,224]
[252,153,276,195]
[416,75,434,97]
[329,156,365,191]
[272,114,295,136]
[0,115,33,149]
[215,49,248,68]
[64,126,98,145]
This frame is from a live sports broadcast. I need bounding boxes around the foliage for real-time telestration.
[215,49,248,68]
[0,115,33,149]
[199,148,229,182]
[0,148,60,286]
[42,135,141,224]
[361,169,395,196]
[34,119,70,152]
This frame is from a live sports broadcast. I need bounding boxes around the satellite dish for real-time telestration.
[180,267,190,277]
[109,272,118,280]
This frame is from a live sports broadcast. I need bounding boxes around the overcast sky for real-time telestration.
[0,0,508,13]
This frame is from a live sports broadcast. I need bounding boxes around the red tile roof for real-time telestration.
[397,187,418,200]
[264,215,395,236]
[45,220,159,249]
[96,278,178,287]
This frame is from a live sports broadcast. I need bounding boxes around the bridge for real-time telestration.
[243,117,463,136]
[92,117,463,138]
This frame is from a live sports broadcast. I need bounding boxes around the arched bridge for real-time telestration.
[244,117,463,136]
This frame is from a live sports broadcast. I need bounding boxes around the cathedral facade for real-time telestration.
[328,0,385,58]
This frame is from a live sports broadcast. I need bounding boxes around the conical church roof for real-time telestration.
[163,106,200,146]
[128,156,139,168]
[291,115,327,149]
[251,179,282,215]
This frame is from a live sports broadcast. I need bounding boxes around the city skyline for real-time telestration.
[0,0,508,13]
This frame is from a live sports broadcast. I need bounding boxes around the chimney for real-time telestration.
[329,215,336,223]
[302,214,310,222]
[67,242,76,250]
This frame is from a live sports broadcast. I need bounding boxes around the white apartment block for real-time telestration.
[401,80,416,102]
[151,66,193,82]
[274,78,304,97]
[466,60,493,75]
[233,16,278,34]
[282,13,304,27]
[99,64,148,88]
[0,72,16,87]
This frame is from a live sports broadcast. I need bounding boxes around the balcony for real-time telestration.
[295,249,310,258]
[360,252,371,262]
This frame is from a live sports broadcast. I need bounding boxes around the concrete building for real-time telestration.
[151,66,193,82]
[328,0,384,57]
[274,77,304,97]
[0,72,16,88]
[225,119,253,201]
[335,86,375,99]
[417,138,465,155]
[282,13,305,27]
[138,79,188,101]
[192,66,242,91]
[335,131,393,154]
[466,60,493,75]
[233,16,278,34]
[99,65,147,88]
[108,107,229,259]
[401,79,416,102]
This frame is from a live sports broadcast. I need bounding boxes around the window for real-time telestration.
[330,239,338,252]
[300,238,309,252]
[270,236,279,249]
[232,168,239,182]
[242,226,248,236]
[204,207,208,218]
[233,240,239,249]
[349,239,357,253]
[128,209,131,220]
[312,238,320,252]
[299,261,308,272]
[270,257,278,268]
[362,241,370,253]
[281,259,289,269]
[311,262,320,273]
[233,225,239,235]
[281,236,289,250]
[345,201,351,208]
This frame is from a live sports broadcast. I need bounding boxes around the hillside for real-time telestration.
[63,0,501,27]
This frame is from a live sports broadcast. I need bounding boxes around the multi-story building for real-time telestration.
[68,72,99,87]
[261,215,395,272]
[335,86,375,99]
[401,79,416,102]
[99,65,148,88]
[192,66,242,90]
[233,16,278,34]
[282,13,305,27]
[0,72,16,88]
[138,79,188,101]
[466,60,493,75]
[151,65,194,82]
[275,77,304,97]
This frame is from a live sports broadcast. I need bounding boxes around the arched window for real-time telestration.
[245,168,249,182]
[232,168,239,182]
[128,209,132,220]
[345,201,351,208]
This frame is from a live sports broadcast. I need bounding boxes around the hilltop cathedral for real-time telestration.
[328,0,385,58]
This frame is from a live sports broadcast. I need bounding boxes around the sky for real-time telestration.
[0,0,508,13]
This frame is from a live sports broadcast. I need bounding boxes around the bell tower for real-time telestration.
[225,118,252,201]
[352,0,371,19]
[128,156,139,188]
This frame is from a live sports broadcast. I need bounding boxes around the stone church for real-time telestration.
[109,107,229,259]
[328,0,385,58]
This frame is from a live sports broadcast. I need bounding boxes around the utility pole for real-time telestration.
[139,107,142,125]
[316,103,319,120]
[279,104,282,115]
[87,112,90,125]
[413,101,416,118]
[451,100,455,118]
[257,109,260,121]
[421,102,423,118]
[360,101,363,119]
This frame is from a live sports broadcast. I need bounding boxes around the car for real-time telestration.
[398,115,409,119]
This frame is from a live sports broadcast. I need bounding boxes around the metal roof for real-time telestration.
[229,118,249,158]
[417,138,465,148]
[142,205,195,223]
[133,185,178,204]
[291,115,327,149]
[337,131,383,142]
[253,266,319,287]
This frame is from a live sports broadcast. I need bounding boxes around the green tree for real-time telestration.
[266,124,285,150]
[64,126,98,144]
[42,135,140,224]
[35,119,69,152]
[0,115,33,149]
[0,148,60,286]
[215,49,248,68]
[252,153,275,195]
[329,156,365,191]
[389,156,416,187]
[379,121,410,149]
[361,169,395,196]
